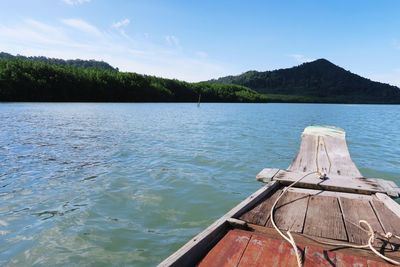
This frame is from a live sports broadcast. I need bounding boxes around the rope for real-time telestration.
[270,171,318,267]
[270,171,400,266]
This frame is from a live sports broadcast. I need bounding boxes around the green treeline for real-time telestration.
[0,52,116,71]
[211,59,400,104]
[0,57,267,102]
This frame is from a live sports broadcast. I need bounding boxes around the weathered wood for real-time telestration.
[240,234,298,266]
[304,246,337,266]
[370,198,400,245]
[161,126,400,266]
[303,195,347,241]
[287,187,373,200]
[239,189,282,226]
[289,133,318,173]
[265,191,309,232]
[272,169,393,195]
[158,181,279,267]
[226,181,280,218]
[339,197,385,246]
[375,193,400,217]
[256,168,280,183]
[247,223,400,264]
[198,229,251,267]
[375,179,400,198]
[236,235,270,267]
[288,126,362,177]
[335,252,368,267]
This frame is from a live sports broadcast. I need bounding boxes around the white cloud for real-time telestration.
[0,19,232,82]
[61,18,102,36]
[111,18,131,39]
[165,35,180,48]
[112,18,130,29]
[288,54,315,63]
[0,19,68,46]
[62,0,91,6]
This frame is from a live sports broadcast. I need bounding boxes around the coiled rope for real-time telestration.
[270,170,400,266]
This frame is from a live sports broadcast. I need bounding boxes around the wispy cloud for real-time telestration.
[62,0,91,6]
[288,54,315,63]
[0,19,68,46]
[112,18,130,29]
[0,18,232,82]
[111,18,130,39]
[61,18,102,36]
[165,35,180,48]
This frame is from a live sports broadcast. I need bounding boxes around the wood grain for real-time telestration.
[371,198,400,246]
[303,195,347,241]
[198,229,251,267]
[239,235,298,267]
[272,169,390,195]
[239,189,281,226]
[339,197,385,246]
[288,126,362,177]
[265,191,309,232]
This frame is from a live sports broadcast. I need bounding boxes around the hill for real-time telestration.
[0,54,266,102]
[210,59,400,103]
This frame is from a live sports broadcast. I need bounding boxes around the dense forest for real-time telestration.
[210,59,400,104]
[0,52,117,71]
[2,53,400,103]
[0,55,267,102]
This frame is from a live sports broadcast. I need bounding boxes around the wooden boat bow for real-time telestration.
[159,126,400,266]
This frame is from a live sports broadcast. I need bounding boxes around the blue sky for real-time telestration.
[1,0,400,85]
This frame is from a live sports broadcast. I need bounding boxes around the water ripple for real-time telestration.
[0,103,399,266]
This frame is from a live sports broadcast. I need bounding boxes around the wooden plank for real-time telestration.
[198,229,251,267]
[316,135,331,175]
[289,134,318,173]
[272,169,390,195]
[265,191,309,232]
[321,134,362,177]
[287,187,373,200]
[238,234,298,267]
[247,223,400,264]
[370,198,400,246]
[375,193,400,217]
[304,246,337,267]
[339,197,385,246]
[256,168,280,183]
[303,195,347,241]
[239,189,281,226]
[375,179,400,198]
[158,181,279,267]
[335,252,368,267]
[227,181,280,218]
[288,126,362,177]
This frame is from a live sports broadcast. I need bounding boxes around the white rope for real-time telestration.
[270,171,400,266]
[270,171,318,267]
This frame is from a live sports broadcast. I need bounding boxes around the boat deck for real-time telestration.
[159,126,400,267]
[240,187,400,248]
[198,229,396,267]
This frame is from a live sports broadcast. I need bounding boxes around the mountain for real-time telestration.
[0,53,266,102]
[0,52,117,71]
[210,59,400,103]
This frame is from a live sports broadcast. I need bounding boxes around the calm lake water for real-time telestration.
[0,103,399,266]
